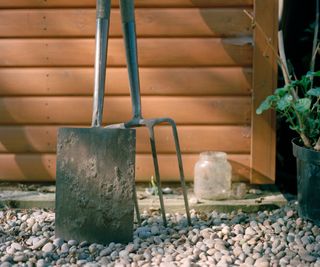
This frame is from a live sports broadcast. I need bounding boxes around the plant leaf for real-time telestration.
[306,70,320,77]
[294,98,311,113]
[276,94,293,111]
[256,95,277,114]
[274,87,288,97]
[300,75,311,90]
[307,88,320,97]
[289,124,299,131]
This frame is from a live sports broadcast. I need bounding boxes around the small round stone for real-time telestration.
[99,247,112,257]
[245,227,256,236]
[36,259,47,267]
[11,242,23,251]
[60,243,69,254]
[31,238,48,250]
[13,253,27,262]
[41,242,54,253]
[53,238,64,248]
[67,240,78,246]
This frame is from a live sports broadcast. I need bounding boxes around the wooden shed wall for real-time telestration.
[0,0,276,183]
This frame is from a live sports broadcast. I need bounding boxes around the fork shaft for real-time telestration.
[92,0,111,127]
[120,0,143,121]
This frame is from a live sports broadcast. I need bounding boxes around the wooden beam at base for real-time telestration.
[250,0,277,184]
[0,154,250,183]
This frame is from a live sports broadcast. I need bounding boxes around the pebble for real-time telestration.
[13,253,27,262]
[60,243,69,254]
[36,259,47,267]
[67,240,78,246]
[272,222,282,234]
[1,255,13,263]
[0,201,319,266]
[100,247,112,257]
[245,227,256,236]
[41,242,54,253]
[53,238,64,248]
[233,246,242,257]
[189,197,200,205]
[11,242,22,251]
[162,187,173,194]
[31,238,48,250]
[245,256,255,265]
[311,226,320,236]
[150,225,160,235]
[286,210,294,218]
[32,222,41,233]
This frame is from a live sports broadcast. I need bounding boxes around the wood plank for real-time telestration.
[0,153,250,182]
[250,0,277,184]
[0,96,251,125]
[136,154,250,182]
[0,125,251,153]
[0,67,252,96]
[0,38,253,67]
[0,0,253,8]
[0,9,252,37]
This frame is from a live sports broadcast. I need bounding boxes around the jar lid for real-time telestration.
[199,151,227,160]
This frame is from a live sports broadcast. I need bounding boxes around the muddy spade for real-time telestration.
[55,0,136,244]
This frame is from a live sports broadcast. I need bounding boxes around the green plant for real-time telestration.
[256,70,320,150]
[245,4,320,151]
[150,175,159,195]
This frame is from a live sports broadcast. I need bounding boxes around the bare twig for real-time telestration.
[244,10,291,86]
[278,33,311,148]
[310,0,320,149]
[278,31,291,86]
[315,137,320,151]
[310,0,319,76]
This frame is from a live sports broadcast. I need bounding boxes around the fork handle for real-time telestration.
[92,0,111,127]
[120,0,143,121]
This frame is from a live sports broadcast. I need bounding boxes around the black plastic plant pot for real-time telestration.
[292,138,320,225]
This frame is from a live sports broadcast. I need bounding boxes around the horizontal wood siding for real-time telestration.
[0,126,251,153]
[0,97,251,125]
[0,39,252,67]
[0,68,252,96]
[0,9,252,37]
[0,0,272,184]
[0,154,250,182]
[0,0,253,8]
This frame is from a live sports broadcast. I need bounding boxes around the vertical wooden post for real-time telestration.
[250,0,278,184]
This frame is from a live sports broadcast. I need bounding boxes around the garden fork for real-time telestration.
[94,0,191,226]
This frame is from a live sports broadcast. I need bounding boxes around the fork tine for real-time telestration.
[132,184,141,225]
[148,118,191,225]
[147,125,167,227]
[168,120,192,225]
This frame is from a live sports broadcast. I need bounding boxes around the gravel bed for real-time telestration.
[0,201,320,267]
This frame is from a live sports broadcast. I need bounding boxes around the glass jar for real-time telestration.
[194,151,232,200]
